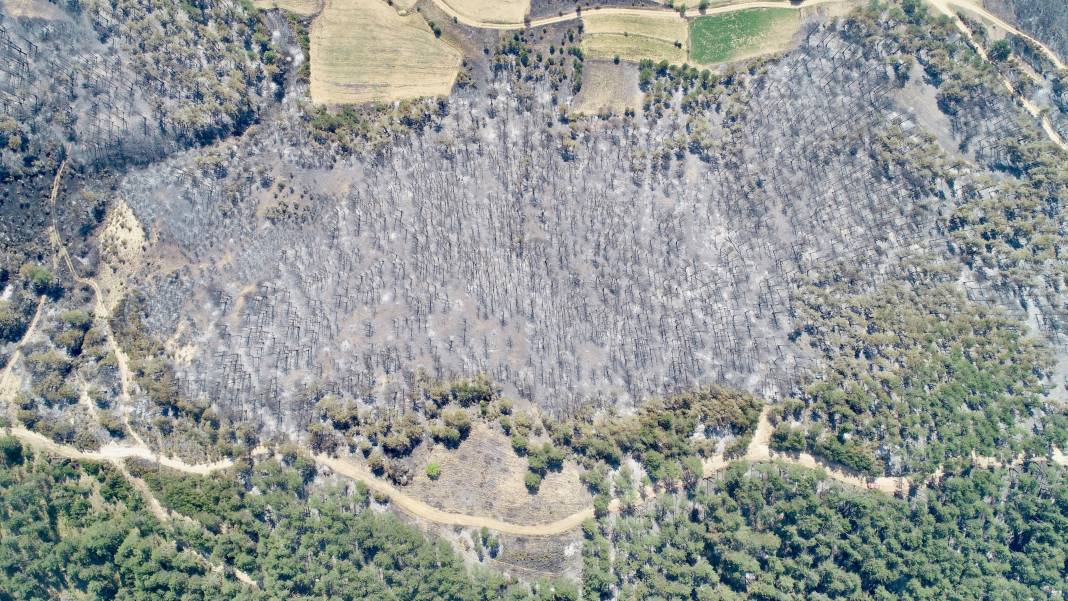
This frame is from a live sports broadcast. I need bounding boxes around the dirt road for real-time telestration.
[925,0,1068,151]
[928,0,1063,70]
[8,408,1064,536]
[734,408,909,494]
[429,0,848,30]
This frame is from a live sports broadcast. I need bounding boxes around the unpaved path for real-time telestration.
[7,426,233,473]
[316,453,596,536]
[48,161,146,448]
[733,408,909,494]
[929,0,1063,70]
[925,0,1068,151]
[421,0,1068,151]
[0,295,45,400]
[14,164,1061,539]
[12,407,1060,537]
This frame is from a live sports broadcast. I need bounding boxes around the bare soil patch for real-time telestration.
[572,60,642,115]
[406,423,592,525]
[96,199,147,314]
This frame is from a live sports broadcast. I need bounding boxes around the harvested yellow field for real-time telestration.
[437,0,529,24]
[252,0,322,15]
[582,12,689,64]
[310,0,462,105]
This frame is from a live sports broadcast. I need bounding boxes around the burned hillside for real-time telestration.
[105,20,995,431]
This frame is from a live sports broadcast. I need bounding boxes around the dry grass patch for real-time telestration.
[5,0,70,19]
[252,0,322,15]
[310,0,462,105]
[581,12,688,64]
[436,0,529,24]
[406,423,592,526]
[390,0,420,13]
[572,60,642,116]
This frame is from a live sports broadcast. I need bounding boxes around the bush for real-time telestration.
[524,470,542,493]
[593,494,610,519]
[442,409,471,438]
[511,434,529,456]
[770,424,805,453]
[0,436,23,465]
[989,39,1012,62]
[0,303,25,342]
[60,310,93,331]
[19,264,60,297]
[431,423,462,448]
[426,462,441,480]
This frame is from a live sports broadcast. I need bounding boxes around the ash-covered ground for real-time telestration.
[113,25,966,427]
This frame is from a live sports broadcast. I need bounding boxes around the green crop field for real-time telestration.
[689,7,799,65]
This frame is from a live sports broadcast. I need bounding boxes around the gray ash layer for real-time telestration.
[121,30,955,426]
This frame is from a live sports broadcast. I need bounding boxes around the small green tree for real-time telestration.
[524,470,542,493]
[0,436,23,465]
[989,39,1012,62]
[425,461,441,480]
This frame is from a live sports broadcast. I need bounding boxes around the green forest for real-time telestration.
[0,437,578,601]
[3,436,1065,600]
[584,461,1067,600]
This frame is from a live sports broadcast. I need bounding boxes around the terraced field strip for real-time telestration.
[426,0,847,30]
[689,6,799,64]
[436,0,530,25]
[309,0,462,104]
[252,0,322,16]
[581,11,689,64]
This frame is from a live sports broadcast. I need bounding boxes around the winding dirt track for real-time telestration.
[929,0,1063,70]
[48,161,147,448]
[15,406,1059,537]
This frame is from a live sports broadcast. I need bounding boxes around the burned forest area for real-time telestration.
[1,0,1067,599]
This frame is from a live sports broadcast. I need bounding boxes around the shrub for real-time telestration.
[19,264,59,297]
[0,436,23,465]
[0,303,25,342]
[523,470,542,493]
[770,424,805,453]
[988,39,1012,62]
[426,462,441,480]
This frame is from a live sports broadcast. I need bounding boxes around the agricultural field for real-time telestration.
[309,0,462,104]
[689,7,799,64]
[438,0,530,24]
[581,11,689,64]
